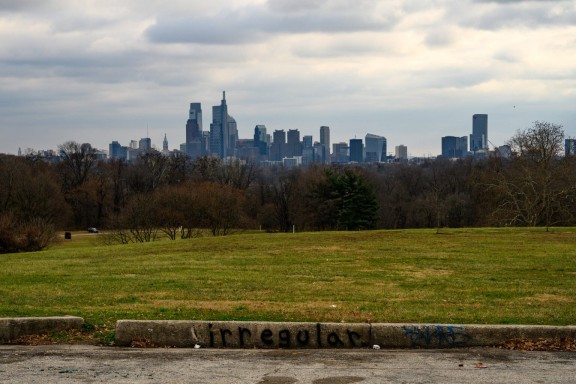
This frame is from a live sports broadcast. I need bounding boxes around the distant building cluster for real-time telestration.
[441,114,491,159]
[18,92,576,164]
[440,114,513,160]
[179,91,402,166]
[108,137,158,162]
[105,92,412,166]
[107,101,508,164]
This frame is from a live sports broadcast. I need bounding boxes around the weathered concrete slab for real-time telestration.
[115,320,372,348]
[116,320,576,349]
[371,323,576,349]
[372,323,474,348]
[115,320,198,348]
[460,324,576,347]
[0,316,84,343]
[198,321,372,349]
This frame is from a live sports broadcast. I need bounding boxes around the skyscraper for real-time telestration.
[254,125,268,157]
[364,133,387,162]
[210,91,237,158]
[442,136,468,158]
[139,137,151,151]
[349,139,364,163]
[332,142,349,163]
[320,126,330,163]
[395,145,408,161]
[287,129,301,157]
[109,141,127,160]
[312,142,325,163]
[566,139,576,156]
[270,130,286,161]
[186,102,203,158]
[470,114,488,152]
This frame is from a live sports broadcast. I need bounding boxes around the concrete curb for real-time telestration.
[0,316,84,343]
[115,320,576,349]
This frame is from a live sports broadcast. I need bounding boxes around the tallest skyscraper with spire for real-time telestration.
[210,91,237,158]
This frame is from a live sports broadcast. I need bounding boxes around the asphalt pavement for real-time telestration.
[1,345,575,383]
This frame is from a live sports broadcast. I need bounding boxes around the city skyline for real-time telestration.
[7,89,495,159]
[2,91,573,158]
[1,1,575,155]
[107,95,490,162]
[5,95,564,161]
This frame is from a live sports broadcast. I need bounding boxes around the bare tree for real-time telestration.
[268,168,301,232]
[0,155,69,252]
[487,121,567,230]
[219,159,258,190]
[165,152,190,185]
[57,141,97,190]
[194,182,247,236]
[508,121,564,165]
[154,184,199,240]
[116,194,159,242]
[56,141,101,229]
[189,156,222,184]
[127,151,169,193]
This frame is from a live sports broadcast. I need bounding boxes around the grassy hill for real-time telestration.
[1,228,575,334]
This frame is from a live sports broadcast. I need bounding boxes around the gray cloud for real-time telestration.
[408,67,494,90]
[268,0,379,13]
[292,38,390,58]
[146,14,265,45]
[0,0,59,12]
[267,0,331,12]
[1,46,151,83]
[463,1,576,29]
[425,28,457,47]
[474,0,569,3]
[146,3,398,45]
[49,14,120,33]
[493,51,520,63]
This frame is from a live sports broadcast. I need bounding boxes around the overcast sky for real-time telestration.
[1,0,575,157]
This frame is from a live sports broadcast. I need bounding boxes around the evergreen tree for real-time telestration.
[311,169,379,231]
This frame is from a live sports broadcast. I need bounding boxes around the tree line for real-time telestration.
[1,121,574,253]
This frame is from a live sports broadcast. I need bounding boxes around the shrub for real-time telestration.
[0,214,56,253]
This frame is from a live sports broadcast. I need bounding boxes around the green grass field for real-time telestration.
[1,228,575,335]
